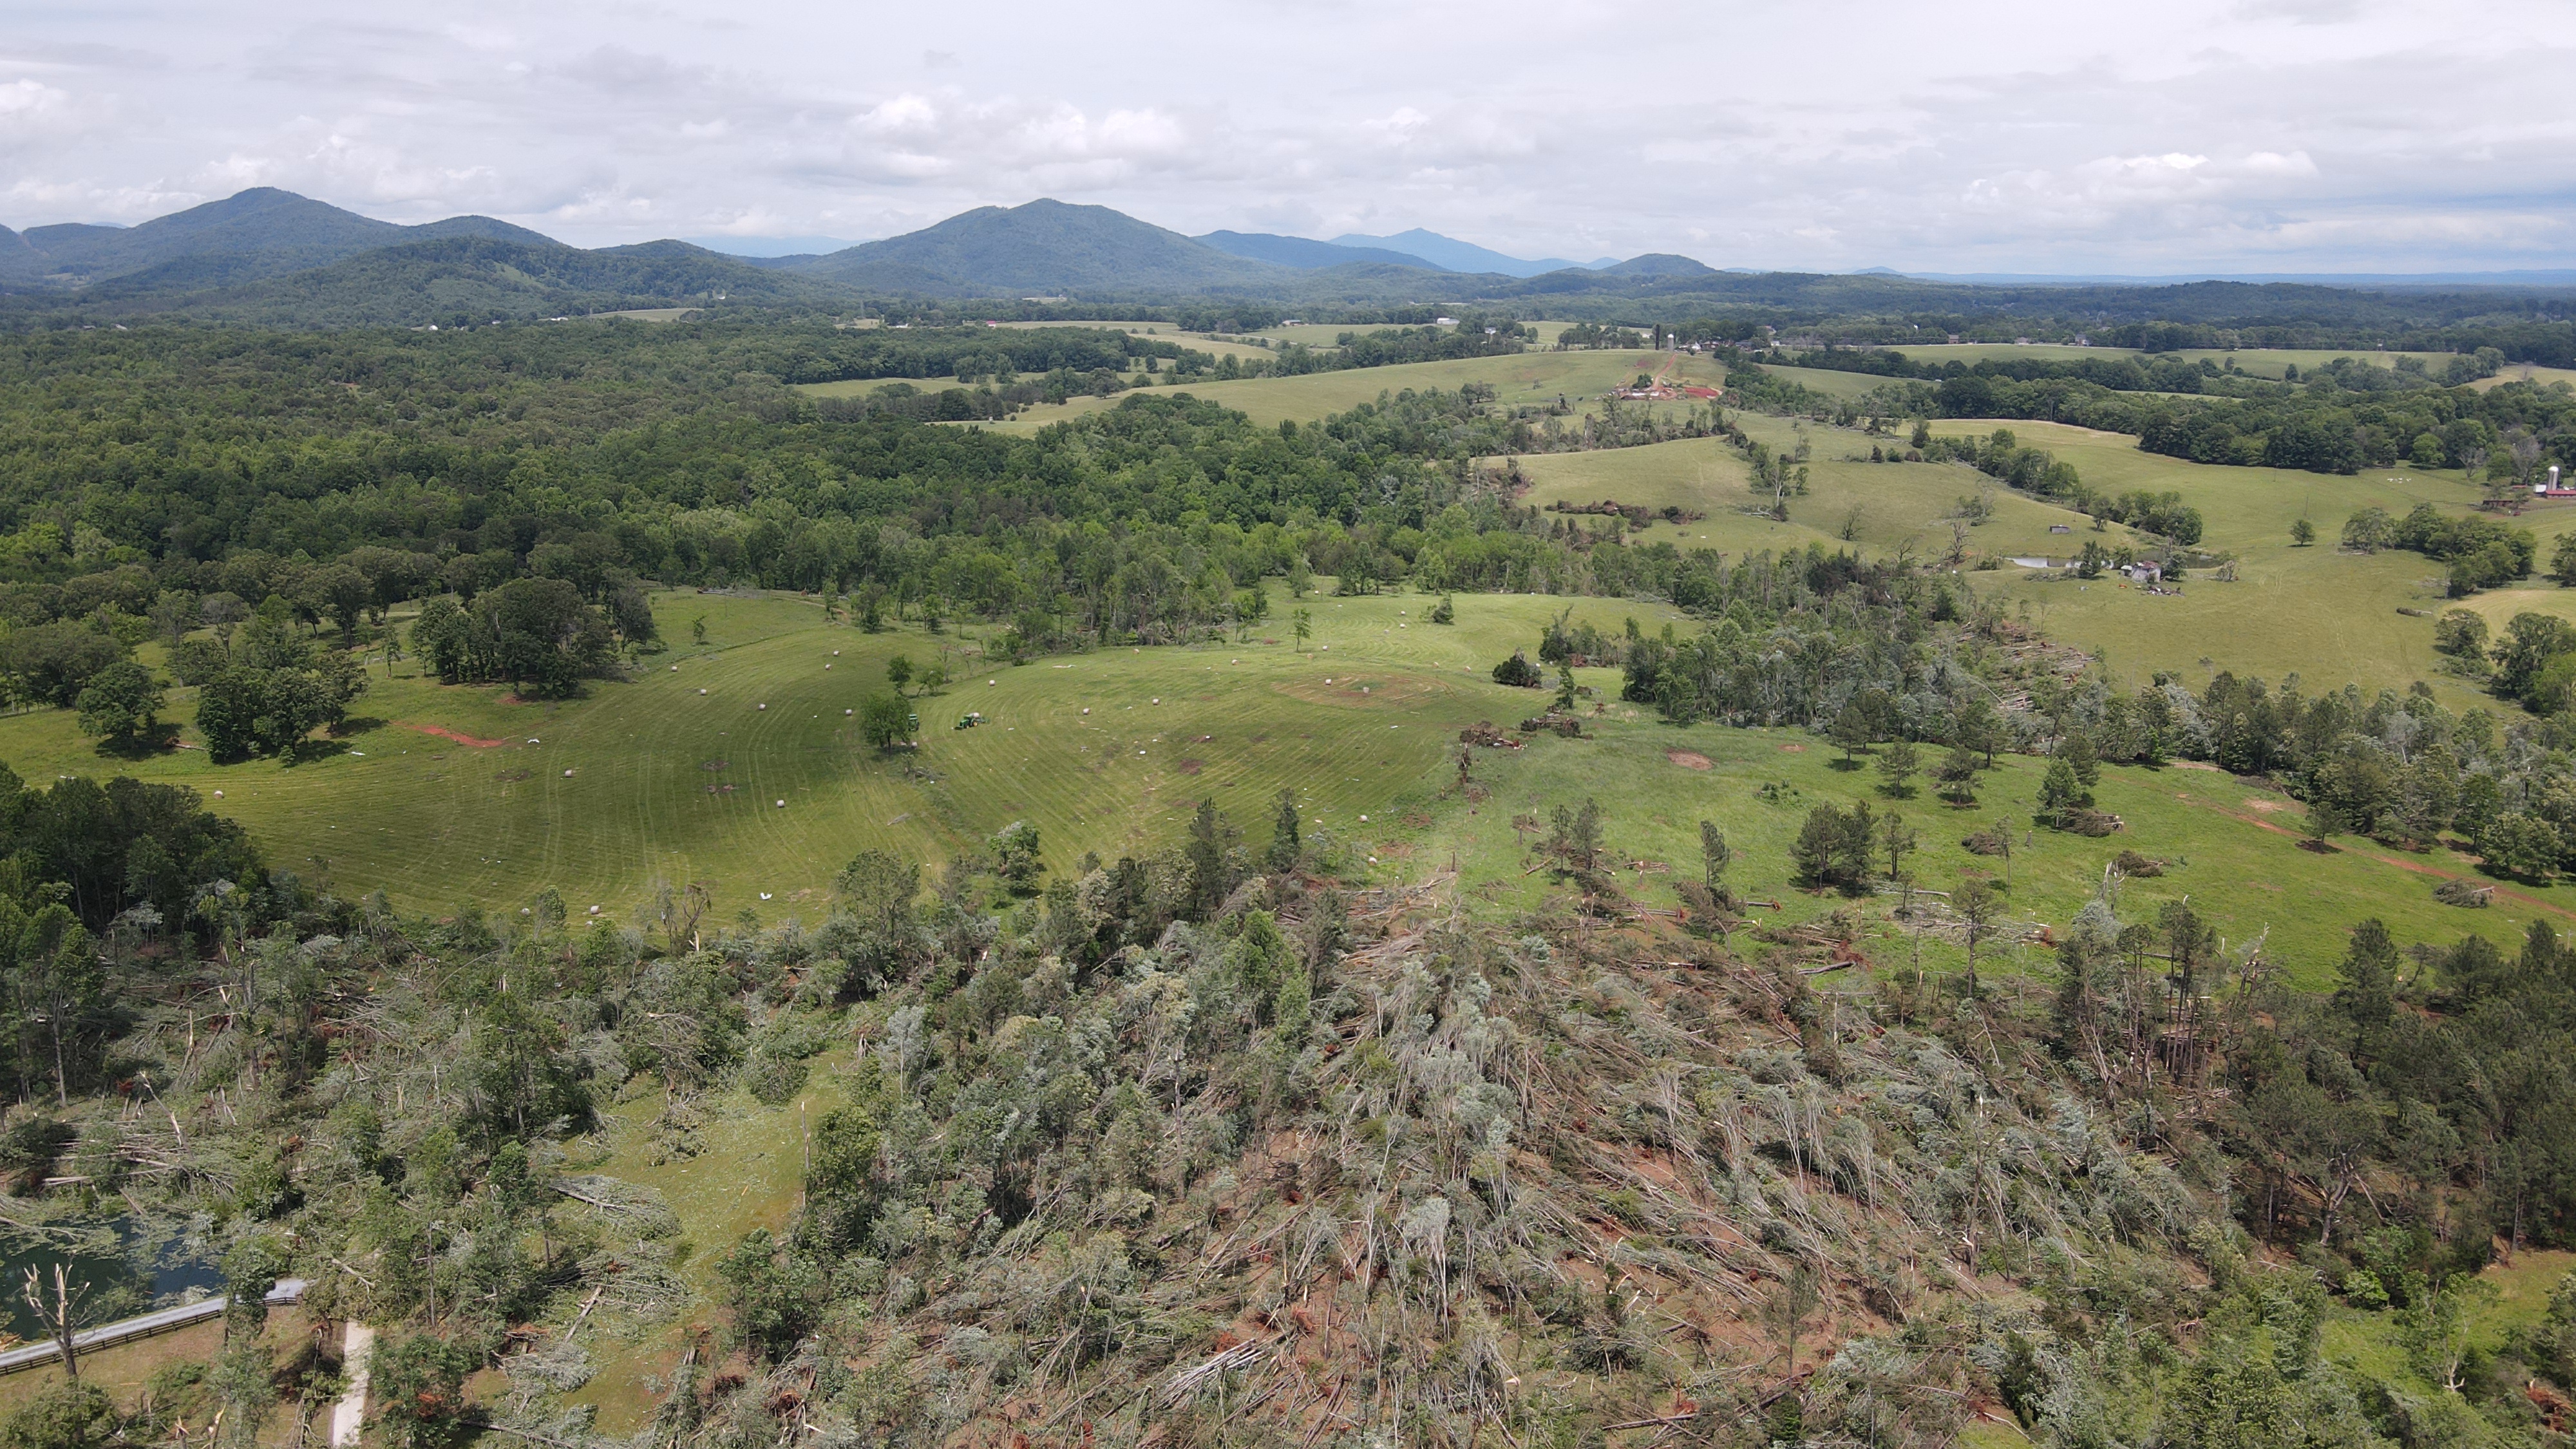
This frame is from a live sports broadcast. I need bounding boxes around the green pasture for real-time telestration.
[3,567,2530,978]
[1891,343,2136,366]
[1361,663,2533,987]
[2168,347,2454,380]
[0,589,1675,921]
[1935,419,2508,703]
[1251,320,1582,349]
[1756,364,1891,401]
[1885,342,2460,380]
[2476,363,2576,392]
[2321,1249,2576,1391]
[2439,578,2576,634]
[1505,424,2141,567]
[1509,401,2550,711]
[964,346,1708,433]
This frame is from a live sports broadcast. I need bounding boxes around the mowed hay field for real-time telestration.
[949,346,1723,434]
[1363,670,2540,988]
[1886,341,2458,380]
[1944,419,2539,701]
[1504,399,2571,710]
[1504,422,2158,568]
[0,589,1676,920]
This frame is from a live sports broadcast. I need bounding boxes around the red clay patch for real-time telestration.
[1667,750,1714,771]
[409,724,508,748]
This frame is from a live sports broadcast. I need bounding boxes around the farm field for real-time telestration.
[2477,363,2576,392]
[854,343,2551,708]
[1501,408,2508,708]
[1396,681,2541,989]
[1943,419,2530,699]
[1506,424,2142,568]
[0,581,2538,986]
[1885,341,2461,379]
[0,589,1669,921]
[5,338,2543,987]
[1888,342,2132,365]
[1252,320,1582,348]
[1756,363,1889,401]
[988,319,1287,363]
[961,346,1721,433]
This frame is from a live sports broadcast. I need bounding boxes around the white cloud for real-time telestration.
[0,0,2568,271]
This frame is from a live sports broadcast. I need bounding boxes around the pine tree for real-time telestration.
[1266,788,1301,873]
[1186,799,1241,916]
[1876,739,1920,797]
[1699,820,1730,889]
[1829,704,1873,764]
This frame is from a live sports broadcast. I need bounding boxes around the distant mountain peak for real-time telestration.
[1195,231,1447,272]
[1327,228,1597,278]
[786,199,1289,296]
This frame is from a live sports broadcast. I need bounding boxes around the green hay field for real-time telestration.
[0,590,1674,922]
[1388,682,2543,989]
[1506,424,2149,568]
[1757,364,1900,401]
[0,578,2538,985]
[1508,399,2548,711]
[2475,363,2576,392]
[1942,419,2521,702]
[1886,341,2458,380]
[954,346,1719,434]
[1251,321,1584,349]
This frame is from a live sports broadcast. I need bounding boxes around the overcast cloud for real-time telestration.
[3,0,2571,272]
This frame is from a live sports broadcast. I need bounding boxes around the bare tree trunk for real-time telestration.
[24,1264,88,1380]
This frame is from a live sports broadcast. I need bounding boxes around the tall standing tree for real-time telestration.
[1186,799,1242,917]
[1875,740,1920,797]
[2330,918,2399,1059]
[1828,704,1873,764]
[1698,821,1730,891]
[1955,876,1998,998]
[1881,810,1916,880]
[73,662,165,748]
[1267,788,1302,873]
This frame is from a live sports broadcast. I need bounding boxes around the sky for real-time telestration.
[4,0,2573,274]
